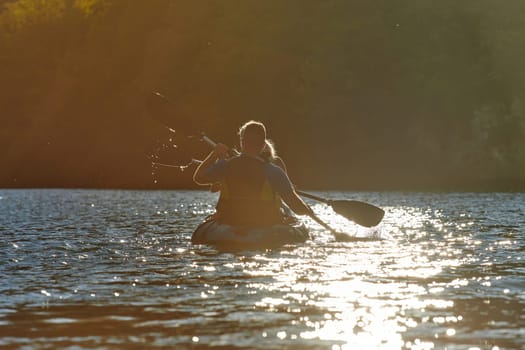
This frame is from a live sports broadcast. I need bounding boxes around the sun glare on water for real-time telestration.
[237,203,471,349]
[1,191,519,349]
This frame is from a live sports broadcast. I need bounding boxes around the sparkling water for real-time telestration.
[0,190,523,349]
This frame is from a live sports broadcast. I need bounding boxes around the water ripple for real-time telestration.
[0,190,523,349]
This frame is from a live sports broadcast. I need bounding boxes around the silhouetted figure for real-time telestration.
[194,121,314,226]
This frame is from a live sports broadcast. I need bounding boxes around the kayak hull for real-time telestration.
[191,217,310,249]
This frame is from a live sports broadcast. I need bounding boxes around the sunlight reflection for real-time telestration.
[235,202,474,349]
[309,204,387,240]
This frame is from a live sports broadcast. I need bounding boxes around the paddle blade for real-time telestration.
[147,92,170,124]
[146,91,199,136]
[330,200,385,227]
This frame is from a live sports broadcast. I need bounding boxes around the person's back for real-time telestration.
[217,154,282,226]
[194,120,315,227]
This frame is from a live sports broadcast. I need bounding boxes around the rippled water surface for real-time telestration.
[0,190,524,349]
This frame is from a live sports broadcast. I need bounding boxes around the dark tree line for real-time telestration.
[1,0,524,190]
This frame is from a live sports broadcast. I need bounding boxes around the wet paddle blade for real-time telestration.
[147,92,171,125]
[147,91,200,136]
[330,200,385,227]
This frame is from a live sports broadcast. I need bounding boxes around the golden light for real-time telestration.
[235,202,474,349]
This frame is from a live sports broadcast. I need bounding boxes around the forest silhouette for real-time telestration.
[1,0,524,191]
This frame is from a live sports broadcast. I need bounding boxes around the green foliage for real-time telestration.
[0,0,523,190]
[2,0,66,30]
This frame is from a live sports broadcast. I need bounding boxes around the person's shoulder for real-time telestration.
[211,158,229,165]
[265,161,282,171]
[265,161,293,193]
[265,162,287,177]
[272,156,286,170]
[228,154,246,161]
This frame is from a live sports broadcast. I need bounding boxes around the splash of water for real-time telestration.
[148,132,198,185]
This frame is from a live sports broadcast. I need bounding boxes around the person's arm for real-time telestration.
[269,165,313,216]
[270,162,337,232]
[281,191,314,216]
[193,143,228,185]
[274,156,287,174]
[281,191,331,229]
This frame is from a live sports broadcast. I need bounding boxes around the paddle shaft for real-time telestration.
[296,191,331,204]
[199,135,240,156]
[310,213,336,232]
[200,134,217,148]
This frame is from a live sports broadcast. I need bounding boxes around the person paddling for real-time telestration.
[193,121,316,226]
[209,139,285,193]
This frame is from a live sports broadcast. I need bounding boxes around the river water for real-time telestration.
[0,190,523,349]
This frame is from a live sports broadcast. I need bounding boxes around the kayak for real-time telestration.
[191,216,310,249]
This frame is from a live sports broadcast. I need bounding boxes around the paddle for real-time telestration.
[146,91,216,146]
[146,91,385,231]
[297,191,384,228]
